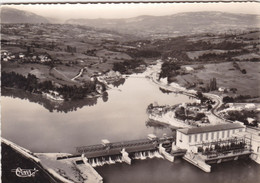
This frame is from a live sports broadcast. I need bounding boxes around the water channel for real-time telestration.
[2,71,259,183]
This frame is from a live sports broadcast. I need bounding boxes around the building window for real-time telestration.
[222,131,225,138]
[206,133,208,141]
[200,134,203,141]
[227,130,230,137]
[239,129,242,132]
[211,132,214,140]
[189,135,191,143]
[217,131,219,139]
[233,129,235,134]
[195,134,197,142]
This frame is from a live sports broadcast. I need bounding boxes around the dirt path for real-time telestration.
[71,67,85,81]
[52,67,75,82]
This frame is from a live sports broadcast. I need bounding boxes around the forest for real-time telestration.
[1,72,103,100]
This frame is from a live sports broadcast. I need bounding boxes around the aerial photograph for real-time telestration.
[1,1,260,183]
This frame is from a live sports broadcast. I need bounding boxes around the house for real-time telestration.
[176,123,245,153]
[1,50,13,62]
[184,66,194,72]
[218,87,226,92]
[201,116,210,123]
[245,103,256,110]
[19,53,25,59]
[1,50,9,56]
[102,70,121,83]
[39,55,51,62]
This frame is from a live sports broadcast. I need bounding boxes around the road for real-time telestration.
[148,62,229,124]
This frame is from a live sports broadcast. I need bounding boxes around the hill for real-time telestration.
[66,12,260,38]
[1,7,49,24]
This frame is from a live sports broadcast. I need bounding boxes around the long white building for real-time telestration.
[176,123,245,153]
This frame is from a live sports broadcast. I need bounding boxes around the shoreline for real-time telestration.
[146,61,259,130]
[146,61,222,124]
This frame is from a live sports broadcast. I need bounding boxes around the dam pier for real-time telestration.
[58,134,184,166]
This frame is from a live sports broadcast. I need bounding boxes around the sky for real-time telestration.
[2,2,260,21]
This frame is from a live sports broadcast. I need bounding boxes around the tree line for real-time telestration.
[1,72,103,101]
[113,59,146,74]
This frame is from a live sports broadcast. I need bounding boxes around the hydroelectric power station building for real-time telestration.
[176,123,255,172]
[176,123,245,153]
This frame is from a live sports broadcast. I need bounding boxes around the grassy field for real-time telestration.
[175,61,260,99]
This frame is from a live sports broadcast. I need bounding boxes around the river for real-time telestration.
[1,73,193,153]
[1,69,259,183]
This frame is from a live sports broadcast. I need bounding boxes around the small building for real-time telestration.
[1,50,9,56]
[148,134,157,141]
[176,123,245,153]
[245,103,256,110]
[218,87,225,92]
[19,53,25,59]
[184,66,194,72]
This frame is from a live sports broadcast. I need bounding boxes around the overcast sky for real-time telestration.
[3,2,260,21]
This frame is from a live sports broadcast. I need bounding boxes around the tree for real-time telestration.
[207,104,213,111]
[196,91,203,99]
[209,78,217,91]
[195,113,206,121]
[223,96,234,103]
[159,61,180,79]
[241,69,247,74]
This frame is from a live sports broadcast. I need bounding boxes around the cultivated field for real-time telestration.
[176,62,260,100]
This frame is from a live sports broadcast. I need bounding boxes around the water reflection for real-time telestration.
[2,77,194,153]
[111,78,126,88]
[159,87,173,94]
[96,158,260,183]
[102,92,109,103]
[2,78,124,113]
[2,88,98,113]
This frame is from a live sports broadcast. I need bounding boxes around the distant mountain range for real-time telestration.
[1,7,259,37]
[66,12,260,37]
[1,7,49,24]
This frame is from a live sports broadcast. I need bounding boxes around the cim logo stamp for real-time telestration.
[11,167,39,178]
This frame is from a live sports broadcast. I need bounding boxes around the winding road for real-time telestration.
[148,61,229,125]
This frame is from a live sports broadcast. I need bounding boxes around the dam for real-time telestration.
[57,134,186,167]
[57,123,256,174]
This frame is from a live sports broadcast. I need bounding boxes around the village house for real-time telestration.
[19,53,25,59]
[1,50,16,62]
[38,54,51,63]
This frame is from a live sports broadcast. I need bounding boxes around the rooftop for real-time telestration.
[178,123,244,135]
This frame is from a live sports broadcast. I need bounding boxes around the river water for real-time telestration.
[1,73,193,153]
[1,71,259,183]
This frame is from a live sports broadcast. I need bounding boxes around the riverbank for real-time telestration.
[2,138,102,183]
[145,61,224,127]
[1,87,101,113]
[146,60,259,130]
[1,138,61,183]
